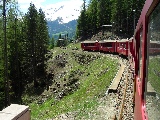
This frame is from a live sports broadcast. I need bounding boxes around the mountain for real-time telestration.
[47,17,77,40]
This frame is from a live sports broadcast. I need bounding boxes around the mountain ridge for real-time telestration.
[47,18,77,40]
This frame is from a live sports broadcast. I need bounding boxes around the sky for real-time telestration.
[17,0,88,23]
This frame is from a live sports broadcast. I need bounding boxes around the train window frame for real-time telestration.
[139,28,143,81]
[146,1,160,92]
[145,2,160,119]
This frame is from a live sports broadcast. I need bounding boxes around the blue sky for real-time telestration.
[17,0,88,23]
[42,0,65,5]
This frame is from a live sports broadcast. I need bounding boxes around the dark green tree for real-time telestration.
[76,0,87,40]
[25,3,38,87]
[97,0,111,27]
[86,0,98,34]
[7,1,22,102]
[49,37,55,49]
[2,0,10,107]
[36,8,49,78]
[58,33,61,39]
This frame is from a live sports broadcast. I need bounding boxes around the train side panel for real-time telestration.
[133,0,159,120]
[117,40,129,56]
[81,41,99,51]
[99,40,117,53]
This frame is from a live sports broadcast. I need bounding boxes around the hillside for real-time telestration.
[22,43,119,119]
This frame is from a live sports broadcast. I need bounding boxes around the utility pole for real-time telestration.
[112,22,114,37]
[133,10,136,34]
[127,11,128,35]
[3,0,10,107]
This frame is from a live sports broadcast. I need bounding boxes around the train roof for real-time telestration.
[150,41,160,44]
[58,39,65,41]
[81,40,98,43]
[99,40,117,43]
[129,37,133,41]
[117,39,129,42]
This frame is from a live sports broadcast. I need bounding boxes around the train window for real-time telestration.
[123,44,126,49]
[146,2,160,120]
[121,43,123,47]
[105,43,112,47]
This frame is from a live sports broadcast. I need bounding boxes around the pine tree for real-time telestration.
[7,0,21,101]
[76,0,87,40]
[49,37,55,49]
[36,8,49,78]
[25,3,38,87]
[97,0,111,27]
[86,0,98,34]
[2,0,10,107]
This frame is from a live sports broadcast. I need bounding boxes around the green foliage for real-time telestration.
[49,37,55,49]
[97,0,111,27]
[56,39,68,47]
[21,3,49,87]
[148,57,160,96]
[29,46,118,119]
[76,0,146,38]
[0,0,49,109]
[0,51,4,110]
[58,33,61,39]
[76,0,87,39]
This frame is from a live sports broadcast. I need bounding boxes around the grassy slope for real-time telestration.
[148,57,160,95]
[29,43,118,120]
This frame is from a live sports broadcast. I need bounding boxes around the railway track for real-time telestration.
[115,59,134,120]
[83,51,135,120]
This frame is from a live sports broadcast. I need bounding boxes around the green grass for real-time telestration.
[29,43,118,119]
[148,57,160,95]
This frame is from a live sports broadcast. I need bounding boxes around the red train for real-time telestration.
[81,0,160,120]
[81,39,130,56]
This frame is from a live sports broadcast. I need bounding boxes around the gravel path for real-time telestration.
[146,95,160,120]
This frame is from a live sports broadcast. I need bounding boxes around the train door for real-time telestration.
[146,2,160,120]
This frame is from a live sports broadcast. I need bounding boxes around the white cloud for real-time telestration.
[17,0,84,23]
[44,0,83,23]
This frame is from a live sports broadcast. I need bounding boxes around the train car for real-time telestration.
[133,0,160,120]
[117,39,129,56]
[81,41,99,51]
[128,37,135,69]
[149,41,160,54]
[98,40,117,53]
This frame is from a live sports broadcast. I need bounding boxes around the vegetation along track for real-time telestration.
[73,51,135,120]
[90,52,134,119]
[31,46,134,120]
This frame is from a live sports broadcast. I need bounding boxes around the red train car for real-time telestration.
[149,41,160,54]
[81,41,99,51]
[117,39,129,56]
[133,0,160,120]
[128,37,135,69]
[98,40,117,53]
